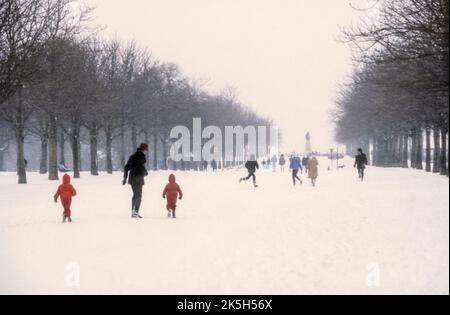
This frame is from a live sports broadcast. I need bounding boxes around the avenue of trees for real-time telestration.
[333,0,449,176]
[0,0,271,183]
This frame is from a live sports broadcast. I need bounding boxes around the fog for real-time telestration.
[86,0,369,152]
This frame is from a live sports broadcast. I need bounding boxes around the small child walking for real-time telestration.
[163,174,183,219]
[54,174,77,223]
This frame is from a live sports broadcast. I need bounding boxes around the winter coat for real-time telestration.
[307,158,319,179]
[245,160,259,173]
[354,153,368,169]
[302,157,309,166]
[279,156,286,166]
[54,174,77,202]
[289,157,302,170]
[124,149,148,186]
[163,174,183,210]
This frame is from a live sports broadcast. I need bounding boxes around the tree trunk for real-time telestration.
[71,118,81,178]
[383,137,389,167]
[48,113,59,180]
[105,128,113,174]
[0,145,6,171]
[425,127,431,172]
[15,125,27,184]
[401,134,409,168]
[433,127,441,173]
[89,128,99,176]
[59,127,66,166]
[39,136,48,174]
[160,135,168,170]
[411,131,417,169]
[152,131,158,170]
[416,128,423,170]
[440,126,448,176]
[120,121,126,169]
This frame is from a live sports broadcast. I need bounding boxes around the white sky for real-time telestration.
[85,0,369,153]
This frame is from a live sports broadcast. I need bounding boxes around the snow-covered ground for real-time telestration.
[0,157,448,295]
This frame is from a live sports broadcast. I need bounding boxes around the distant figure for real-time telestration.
[211,159,218,172]
[302,156,309,174]
[54,174,77,223]
[271,155,278,172]
[163,174,183,219]
[239,155,259,188]
[307,156,319,187]
[279,154,286,172]
[123,143,149,219]
[289,155,303,186]
[354,148,368,181]
[202,160,208,172]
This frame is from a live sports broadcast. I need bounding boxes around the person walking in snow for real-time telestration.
[239,155,259,187]
[279,154,286,172]
[290,155,303,186]
[271,155,278,172]
[54,174,77,223]
[211,159,218,172]
[307,156,319,187]
[163,174,183,219]
[354,148,368,181]
[302,156,309,175]
[123,143,149,218]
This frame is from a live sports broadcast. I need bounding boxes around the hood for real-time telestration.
[168,174,176,183]
[63,174,71,184]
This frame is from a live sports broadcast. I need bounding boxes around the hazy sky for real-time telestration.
[86,0,368,152]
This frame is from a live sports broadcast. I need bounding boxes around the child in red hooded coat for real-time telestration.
[54,174,77,223]
[162,174,183,219]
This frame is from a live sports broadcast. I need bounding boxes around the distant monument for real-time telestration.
[305,132,312,155]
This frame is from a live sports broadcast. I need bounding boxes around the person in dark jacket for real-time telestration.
[290,155,303,186]
[239,155,259,187]
[302,156,309,174]
[354,148,368,181]
[211,159,218,172]
[123,143,149,218]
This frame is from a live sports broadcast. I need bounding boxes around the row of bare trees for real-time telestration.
[0,0,271,183]
[333,0,449,176]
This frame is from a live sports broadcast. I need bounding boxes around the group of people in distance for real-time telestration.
[52,144,368,223]
[239,153,319,188]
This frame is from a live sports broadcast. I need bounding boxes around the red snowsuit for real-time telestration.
[163,174,183,211]
[54,174,77,218]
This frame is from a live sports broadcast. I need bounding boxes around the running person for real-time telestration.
[239,155,259,188]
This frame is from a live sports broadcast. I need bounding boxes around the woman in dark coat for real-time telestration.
[123,143,149,218]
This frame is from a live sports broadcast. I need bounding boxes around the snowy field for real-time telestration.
[0,157,448,295]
